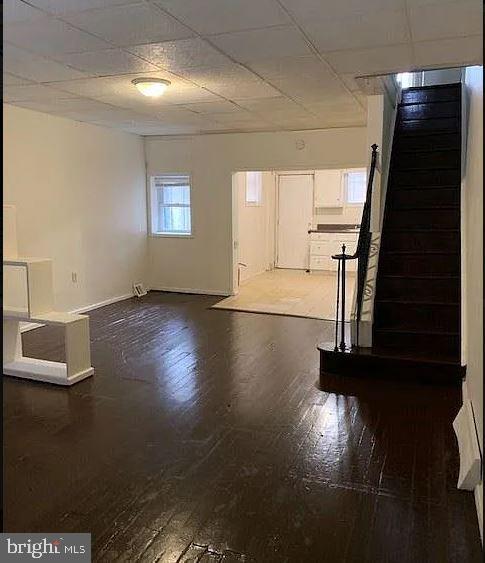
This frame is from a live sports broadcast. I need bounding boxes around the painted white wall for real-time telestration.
[145,128,367,295]
[314,202,363,226]
[462,66,483,539]
[235,171,275,283]
[3,104,148,313]
[463,67,483,451]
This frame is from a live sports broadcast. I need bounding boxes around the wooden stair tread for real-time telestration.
[374,327,460,336]
[376,299,459,306]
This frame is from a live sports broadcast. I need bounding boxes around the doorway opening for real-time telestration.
[213,168,365,320]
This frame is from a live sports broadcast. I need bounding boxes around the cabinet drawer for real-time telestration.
[339,233,358,242]
[309,233,327,242]
[310,256,336,270]
[310,241,330,255]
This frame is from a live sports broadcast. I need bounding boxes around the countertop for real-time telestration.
[308,224,360,234]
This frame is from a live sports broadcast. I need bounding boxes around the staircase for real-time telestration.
[319,83,464,385]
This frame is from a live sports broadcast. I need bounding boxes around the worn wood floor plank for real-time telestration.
[3,292,481,562]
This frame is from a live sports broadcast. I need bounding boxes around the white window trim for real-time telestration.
[148,174,193,238]
[341,168,367,207]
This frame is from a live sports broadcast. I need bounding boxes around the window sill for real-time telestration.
[149,233,194,239]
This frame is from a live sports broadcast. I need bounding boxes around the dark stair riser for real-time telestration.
[319,348,462,384]
[392,150,461,171]
[372,330,460,358]
[401,84,461,104]
[382,230,460,252]
[379,252,460,275]
[376,275,460,302]
[398,117,460,135]
[398,101,460,120]
[390,168,461,187]
[374,301,459,332]
[388,187,460,208]
[385,208,460,230]
[394,133,461,152]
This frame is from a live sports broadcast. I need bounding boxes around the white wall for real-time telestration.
[145,127,367,295]
[462,66,483,538]
[235,171,275,283]
[463,67,483,451]
[3,104,148,313]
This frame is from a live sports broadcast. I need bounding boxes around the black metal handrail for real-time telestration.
[332,144,379,351]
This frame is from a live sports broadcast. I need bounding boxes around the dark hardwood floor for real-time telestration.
[3,292,482,562]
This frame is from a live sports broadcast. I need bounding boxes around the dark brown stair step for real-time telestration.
[381,229,460,252]
[379,252,460,275]
[401,84,461,104]
[398,116,460,134]
[372,328,460,358]
[374,301,459,332]
[389,187,459,208]
[385,208,460,229]
[318,343,462,384]
[398,101,460,120]
[390,168,461,187]
[392,149,460,170]
[376,274,460,302]
[393,132,460,151]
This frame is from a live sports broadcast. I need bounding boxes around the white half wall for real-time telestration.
[145,128,367,294]
[3,104,148,313]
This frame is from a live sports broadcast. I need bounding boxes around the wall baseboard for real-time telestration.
[150,285,231,297]
[19,293,134,333]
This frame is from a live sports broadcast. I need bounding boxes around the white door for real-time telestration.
[276,174,313,269]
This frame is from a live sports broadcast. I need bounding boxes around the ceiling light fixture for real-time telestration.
[132,78,171,97]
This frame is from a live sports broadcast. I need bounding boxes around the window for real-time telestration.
[150,175,192,236]
[344,170,367,204]
[245,171,262,205]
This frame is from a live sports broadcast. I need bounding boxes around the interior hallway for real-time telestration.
[4,292,481,562]
[213,269,355,321]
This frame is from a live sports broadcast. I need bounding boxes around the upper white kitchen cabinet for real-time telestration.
[314,170,343,207]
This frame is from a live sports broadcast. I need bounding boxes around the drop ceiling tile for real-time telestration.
[247,56,349,102]
[325,44,413,75]
[209,110,258,124]
[234,96,305,113]
[27,0,139,15]
[52,49,160,76]
[5,17,112,55]
[63,3,194,47]
[413,35,483,68]
[179,64,280,99]
[3,72,35,86]
[10,97,123,115]
[278,0,406,21]
[4,83,77,102]
[127,38,232,71]
[302,9,409,52]
[209,25,312,62]
[180,100,241,113]
[4,43,93,82]
[154,0,290,35]
[408,1,482,42]
[53,71,190,98]
[3,0,47,23]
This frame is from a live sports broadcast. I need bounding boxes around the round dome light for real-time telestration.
[132,78,171,97]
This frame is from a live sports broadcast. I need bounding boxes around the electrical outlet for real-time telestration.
[72,272,78,283]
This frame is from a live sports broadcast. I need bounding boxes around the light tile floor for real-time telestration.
[212,268,355,321]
